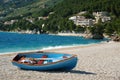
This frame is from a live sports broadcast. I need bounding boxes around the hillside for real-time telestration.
[36,0,119,40]
[44,0,120,37]
[0,0,120,40]
[52,0,120,17]
[0,0,63,19]
[0,0,37,10]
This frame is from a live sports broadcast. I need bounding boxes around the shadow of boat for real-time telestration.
[19,68,96,75]
[31,69,97,75]
[69,70,96,75]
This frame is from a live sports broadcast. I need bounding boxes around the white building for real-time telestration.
[101,16,111,22]
[78,11,87,15]
[93,12,111,23]
[93,12,108,17]
[69,16,93,27]
[4,20,18,25]
[76,19,93,27]
[38,16,49,20]
[26,18,34,23]
[69,16,76,20]
[69,11,111,27]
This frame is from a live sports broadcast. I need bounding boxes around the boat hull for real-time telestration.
[12,52,78,71]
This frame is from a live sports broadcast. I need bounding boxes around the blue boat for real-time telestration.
[12,51,78,71]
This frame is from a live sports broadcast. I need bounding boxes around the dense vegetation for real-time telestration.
[0,0,120,39]
[43,0,120,36]
[0,0,63,19]
[0,0,37,10]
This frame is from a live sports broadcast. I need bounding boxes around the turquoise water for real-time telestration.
[0,32,106,54]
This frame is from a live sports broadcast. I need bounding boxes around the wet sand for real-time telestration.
[0,42,120,80]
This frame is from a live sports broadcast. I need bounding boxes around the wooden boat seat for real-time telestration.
[37,55,48,64]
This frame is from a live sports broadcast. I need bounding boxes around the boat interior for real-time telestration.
[12,52,72,65]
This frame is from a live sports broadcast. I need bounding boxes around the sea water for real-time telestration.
[0,32,106,54]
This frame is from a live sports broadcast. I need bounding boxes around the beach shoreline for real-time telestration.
[0,41,120,80]
[55,32,86,37]
[0,31,85,36]
[0,41,107,56]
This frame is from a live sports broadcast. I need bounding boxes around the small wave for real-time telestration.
[41,41,105,51]
[41,46,71,50]
[0,41,105,55]
[41,44,86,50]
[0,45,78,55]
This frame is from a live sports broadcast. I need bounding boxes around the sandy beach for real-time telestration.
[0,42,120,80]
